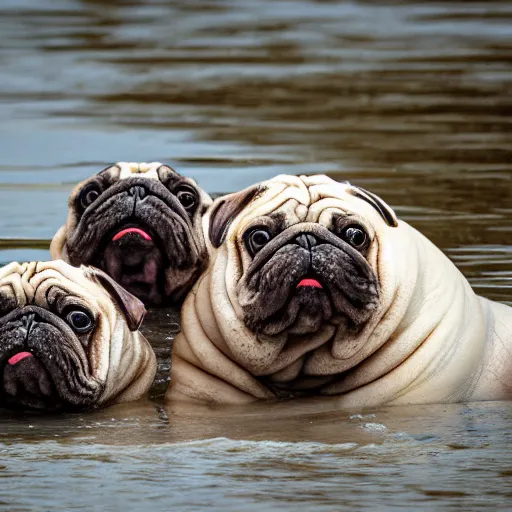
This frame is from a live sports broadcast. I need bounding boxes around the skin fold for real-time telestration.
[50,162,212,306]
[0,260,156,411]
[165,174,512,407]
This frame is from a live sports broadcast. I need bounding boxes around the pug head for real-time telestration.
[0,260,156,411]
[205,175,399,389]
[50,162,212,305]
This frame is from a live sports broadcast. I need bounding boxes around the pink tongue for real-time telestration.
[8,352,33,366]
[297,278,323,289]
[112,228,152,242]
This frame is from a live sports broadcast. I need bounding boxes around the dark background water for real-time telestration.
[0,0,511,510]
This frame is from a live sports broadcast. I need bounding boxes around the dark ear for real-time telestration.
[209,186,264,248]
[85,267,146,331]
[348,186,398,227]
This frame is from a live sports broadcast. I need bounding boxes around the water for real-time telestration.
[0,0,511,510]
[1,401,511,511]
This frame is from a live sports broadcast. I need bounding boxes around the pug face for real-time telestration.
[209,175,397,335]
[199,174,399,393]
[236,214,380,337]
[50,162,211,305]
[0,261,156,411]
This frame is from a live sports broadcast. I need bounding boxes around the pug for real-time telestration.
[165,174,512,406]
[0,260,156,410]
[50,162,211,305]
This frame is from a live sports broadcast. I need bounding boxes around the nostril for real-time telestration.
[295,233,318,249]
[305,234,317,247]
[20,312,41,337]
[128,186,147,199]
[21,313,36,329]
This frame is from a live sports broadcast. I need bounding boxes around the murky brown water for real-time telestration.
[0,0,511,510]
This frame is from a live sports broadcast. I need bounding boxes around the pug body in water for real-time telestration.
[0,260,156,411]
[166,174,512,406]
[51,162,211,305]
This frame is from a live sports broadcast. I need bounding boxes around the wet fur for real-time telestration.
[166,174,512,406]
[52,164,210,305]
[0,261,156,411]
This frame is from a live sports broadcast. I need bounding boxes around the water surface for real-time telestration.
[0,0,511,510]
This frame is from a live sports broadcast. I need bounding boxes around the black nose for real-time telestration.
[295,233,318,250]
[20,313,39,336]
[128,185,147,200]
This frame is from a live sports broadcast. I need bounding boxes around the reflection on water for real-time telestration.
[1,401,511,511]
[0,0,511,510]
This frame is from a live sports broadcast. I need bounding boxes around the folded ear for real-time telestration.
[347,186,398,227]
[85,266,146,331]
[208,186,265,248]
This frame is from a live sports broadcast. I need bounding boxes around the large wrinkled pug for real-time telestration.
[166,174,512,406]
[0,260,156,410]
[51,162,211,305]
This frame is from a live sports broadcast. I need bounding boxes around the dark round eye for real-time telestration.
[341,225,368,249]
[66,310,95,334]
[245,228,272,257]
[77,183,102,211]
[176,188,197,211]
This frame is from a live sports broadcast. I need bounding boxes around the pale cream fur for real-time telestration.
[166,174,512,406]
[0,260,156,406]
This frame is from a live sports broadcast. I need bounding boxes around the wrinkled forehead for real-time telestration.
[103,161,167,181]
[0,261,102,309]
[100,161,192,186]
[237,174,390,229]
[95,162,210,206]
